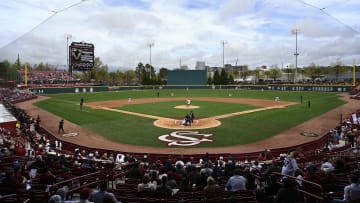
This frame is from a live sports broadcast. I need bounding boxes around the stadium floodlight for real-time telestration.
[148,42,155,66]
[291,29,300,83]
[64,34,72,74]
[220,40,227,68]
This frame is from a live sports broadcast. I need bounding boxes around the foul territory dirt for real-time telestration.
[16,94,359,155]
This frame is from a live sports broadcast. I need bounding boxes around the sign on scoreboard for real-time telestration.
[69,42,94,71]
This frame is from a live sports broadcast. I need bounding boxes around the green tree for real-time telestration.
[264,70,270,81]
[233,70,240,80]
[91,57,109,83]
[303,63,323,81]
[75,57,108,83]
[220,69,228,85]
[158,68,168,80]
[156,75,162,85]
[228,74,234,84]
[36,62,45,70]
[109,70,124,85]
[143,64,151,85]
[0,60,11,79]
[268,67,282,81]
[135,62,145,84]
[149,64,156,83]
[124,70,137,85]
[139,63,156,85]
[331,58,347,82]
[0,60,23,82]
[252,69,261,83]
[207,75,213,85]
[240,70,250,82]
[213,70,221,85]
[6,64,18,82]
[33,62,54,70]
[158,68,168,85]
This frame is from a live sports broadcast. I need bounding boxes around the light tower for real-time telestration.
[292,29,300,83]
[148,42,154,66]
[64,34,72,75]
[220,40,227,68]
[147,42,154,80]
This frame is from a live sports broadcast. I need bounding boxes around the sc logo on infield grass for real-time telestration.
[158,131,213,146]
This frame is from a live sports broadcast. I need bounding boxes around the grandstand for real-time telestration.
[17,69,74,86]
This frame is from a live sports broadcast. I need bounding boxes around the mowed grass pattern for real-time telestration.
[34,89,345,147]
[118,101,260,118]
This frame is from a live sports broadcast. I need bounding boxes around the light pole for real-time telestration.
[221,40,227,68]
[148,42,154,66]
[287,65,290,82]
[147,42,154,80]
[292,29,300,83]
[64,34,72,75]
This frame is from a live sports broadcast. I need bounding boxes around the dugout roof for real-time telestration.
[0,104,17,123]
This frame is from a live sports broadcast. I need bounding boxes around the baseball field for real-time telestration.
[31,89,346,149]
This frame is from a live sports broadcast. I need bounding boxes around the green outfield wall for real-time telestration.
[168,70,207,85]
[29,86,108,94]
[29,84,352,94]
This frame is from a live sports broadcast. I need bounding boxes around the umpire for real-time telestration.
[58,119,64,134]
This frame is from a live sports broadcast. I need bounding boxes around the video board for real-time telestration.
[69,42,94,71]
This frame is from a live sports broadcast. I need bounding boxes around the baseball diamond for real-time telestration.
[15,89,359,155]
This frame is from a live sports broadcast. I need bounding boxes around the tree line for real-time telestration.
[0,57,358,85]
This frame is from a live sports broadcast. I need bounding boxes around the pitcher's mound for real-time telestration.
[154,118,220,129]
[175,105,200,109]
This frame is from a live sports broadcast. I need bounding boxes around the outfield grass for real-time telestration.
[34,89,345,147]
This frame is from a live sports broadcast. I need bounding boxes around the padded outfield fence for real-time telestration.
[29,84,353,94]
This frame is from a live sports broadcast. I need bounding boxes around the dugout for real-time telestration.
[0,104,17,135]
[167,70,207,85]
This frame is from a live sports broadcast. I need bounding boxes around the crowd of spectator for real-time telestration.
[0,88,36,103]
[17,69,74,85]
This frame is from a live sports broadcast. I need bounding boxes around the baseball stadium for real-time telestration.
[1,1,360,202]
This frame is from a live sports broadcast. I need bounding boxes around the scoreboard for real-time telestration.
[69,42,94,71]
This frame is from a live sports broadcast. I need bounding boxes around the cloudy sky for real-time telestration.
[0,0,359,71]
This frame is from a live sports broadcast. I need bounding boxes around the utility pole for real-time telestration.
[292,29,300,83]
[64,34,72,75]
[220,40,227,69]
